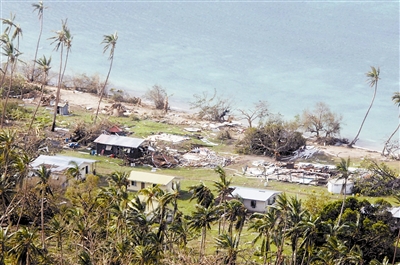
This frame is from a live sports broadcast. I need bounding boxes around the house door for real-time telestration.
[141,182,145,189]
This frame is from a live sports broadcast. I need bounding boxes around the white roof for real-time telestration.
[328,178,354,185]
[231,186,281,201]
[94,134,145,148]
[128,171,175,185]
[391,207,400,219]
[30,155,97,172]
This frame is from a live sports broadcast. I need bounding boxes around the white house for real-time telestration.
[229,186,281,213]
[327,178,354,195]
[127,171,176,192]
[30,155,97,183]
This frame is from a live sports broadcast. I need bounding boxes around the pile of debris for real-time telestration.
[242,160,338,186]
[179,147,234,168]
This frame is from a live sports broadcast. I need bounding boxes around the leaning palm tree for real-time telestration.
[29,55,51,131]
[382,92,400,156]
[49,19,67,132]
[94,32,118,124]
[60,20,72,86]
[336,157,351,226]
[349,66,380,147]
[31,1,46,82]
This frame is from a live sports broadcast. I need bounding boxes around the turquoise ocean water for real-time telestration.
[1,0,399,150]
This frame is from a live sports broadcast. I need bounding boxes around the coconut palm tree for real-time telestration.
[31,1,46,82]
[215,233,239,265]
[47,215,67,265]
[213,165,233,234]
[336,157,351,226]
[189,182,214,208]
[349,66,380,147]
[188,204,219,259]
[49,19,67,132]
[8,226,42,265]
[94,32,118,124]
[34,165,53,249]
[60,20,72,87]
[382,92,400,156]
[0,36,22,129]
[29,55,51,131]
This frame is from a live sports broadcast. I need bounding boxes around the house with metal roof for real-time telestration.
[229,186,281,213]
[127,171,176,192]
[93,134,146,158]
[30,155,97,183]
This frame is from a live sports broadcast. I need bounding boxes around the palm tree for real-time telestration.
[349,66,380,147]
[94,32,118,124]
[8,226,42,265]
[213,165,233,234]
[187,204,219,259]
[47,215,67,265]
[29,55,51,131]
[34,165,53,249]
[49,19,67,132]
[189,182,214,208]
[66,161,82,181]
[60,20,72,88]
[107,171,129,191]
[0,36,22,129]
[336,157,351,226]
[31,1,46,82]
[0,226,9,264]
[382,92,400,156]
[215,233,239,265]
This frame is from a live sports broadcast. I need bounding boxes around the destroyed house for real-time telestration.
[127,171,176,192]
[230,186,281,213]
[93,134,145,158]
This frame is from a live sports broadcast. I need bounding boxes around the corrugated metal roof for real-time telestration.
[391,207,400,219]
[94,134,145,148]
[231,186,281,201]
[30,155,97,172]
[128,171,175,185]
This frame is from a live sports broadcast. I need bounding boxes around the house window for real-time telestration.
[251,200,257,208]
[85,166,88,174]
[131,181,137,186]
[106,145,112,151]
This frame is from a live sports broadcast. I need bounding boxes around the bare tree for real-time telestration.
[144,85,169,110]
[190,88,232,122]
[238,100,269,128]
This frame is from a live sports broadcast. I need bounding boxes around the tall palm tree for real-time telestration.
[34,165,53,249]
[0,36,22,129]
[189,182,214,208]
[8,226,42,265]
[382,92,400,156]
[349,66,380,147]
[29,55,51,131]
[188,204,219,259]
[60,20,72,87]
[31,1,46,82]
[336,157,351,226]
[49,19,67,132]
[213,165,233,234]
[94,32,118,124]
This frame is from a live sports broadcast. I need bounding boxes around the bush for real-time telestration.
[144,85,168,110]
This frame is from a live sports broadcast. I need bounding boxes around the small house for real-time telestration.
[127,171,176,192]
[93,134,145,158]
[327,178,354,194]
[50,100,69,115]
[229,186,281,213]
[30,155,97,183]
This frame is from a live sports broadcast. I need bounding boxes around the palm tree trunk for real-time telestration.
[349,84,377,147]
[337,178,348,226]
[1,60,16,129]
[94,56,114,124]
[41,190,45,249]
[392,228,400,265]
[29,82,46,131]
[51,46,64,132]
[383,122,400,156]
[31,14,43,82]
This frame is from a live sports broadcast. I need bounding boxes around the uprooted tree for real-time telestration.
[144,84,170,111]
[190,88,232,122]
[236,114,306,160]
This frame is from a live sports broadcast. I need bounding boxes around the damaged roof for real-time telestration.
[94,134,145,148]
[30,155,97,172]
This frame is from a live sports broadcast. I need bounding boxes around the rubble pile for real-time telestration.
[242,160,338,186]
[179,147,234,168]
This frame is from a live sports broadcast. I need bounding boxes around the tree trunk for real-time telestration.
[94,56,114,124]
[31,14,43,82]
[1,60,16,129]
[51,46,63,132]
[383,122,400,156]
